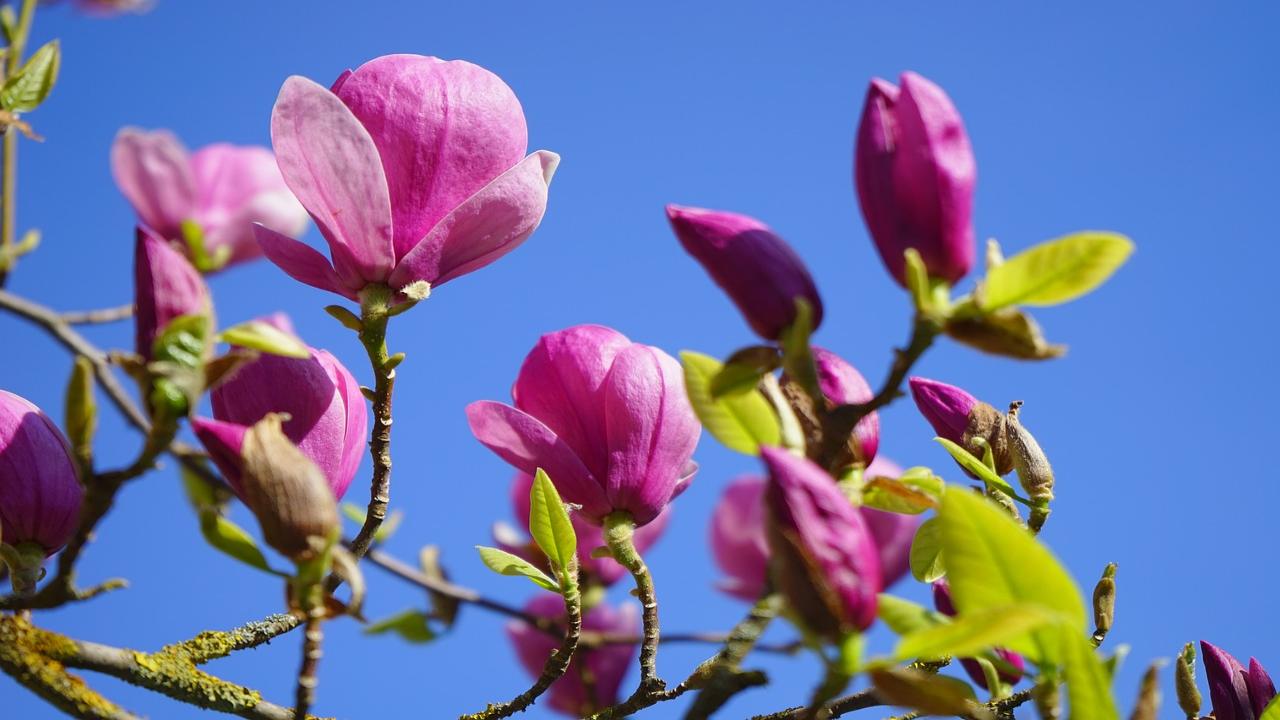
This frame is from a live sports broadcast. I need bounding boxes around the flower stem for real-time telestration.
[0,0,37,288]
[603,511,663,693]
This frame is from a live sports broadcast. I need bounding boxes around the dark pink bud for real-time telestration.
[667,205,823,341]
[1201,641,1277,720]
[813,347,878,463]
[501,471,669,586]
[0,391,83,555]
[909,376,1012,475]
[762,447,881,638]
[133,227,211,360]
[467,324,700,526]
[507,594,638,717]
[855,72,975,286]
[933,580,1025,688]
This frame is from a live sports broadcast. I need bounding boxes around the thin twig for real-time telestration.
[62,304,134,325]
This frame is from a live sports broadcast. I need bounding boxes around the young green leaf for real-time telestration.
[198,510,275,574]
[934,437,1026,503]
[528,468,576,580]
[982,232,1133,311]
[893,602,1058,662]
[364,609,437,644]
[475,545,558,592]
[779,298,820,399]
[862,468,944,514]
[1061,629,1121,720]
[909,517,946,583]
[181,466,219,510]
[1,40,60,113]
[218,320,310,359]
[937,490,1086,665]
[709,345,780,398]
[869,667,988,718]
[681,351,781,455]
[1260,695,1280,720]
[877,594,948,636]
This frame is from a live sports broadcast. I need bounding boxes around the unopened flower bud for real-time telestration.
[236,414,339,561]
[1006,401,1053,504]
[1200,640,1276,720]
[1130,662,1162,720]
[908,377,1011,475]
[133,227,212,361]
[0,391,83,562]
[1175,643,1201,719]
[1092,563,1116,642]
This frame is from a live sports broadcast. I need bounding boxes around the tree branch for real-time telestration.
[61,304,134,325]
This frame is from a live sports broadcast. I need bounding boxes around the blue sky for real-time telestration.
[3,1,1278,717]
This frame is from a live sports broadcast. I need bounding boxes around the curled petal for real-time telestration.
[111,127,196,237]
[389,151,559,289]
[271,75,395,286]
[255,225,357,301]
[1202,641,1253,720]
[191,416,248,496]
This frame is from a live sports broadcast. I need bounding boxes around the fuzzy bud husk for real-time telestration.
[1006,402,1054,503]
[238,414,339,561]
[1092,563,1117,638]
[962,401,1013,475]
[1175,642,1201,719]
[1130,662,1162,720]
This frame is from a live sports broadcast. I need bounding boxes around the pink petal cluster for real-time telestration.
[133,227,211,360]
[667,205,823,341]
[192,315,367,500]
[112,129,308,269]
[259,54,559,301]
[710,458,919,602]
[855,72,975,286]
[507,594,638,717]
[0,390,83,555]
[494,471,669,586]
[467,325,700,527]
[761,447,882,637]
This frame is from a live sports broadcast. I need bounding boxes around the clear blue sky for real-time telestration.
[4,1,1277,717]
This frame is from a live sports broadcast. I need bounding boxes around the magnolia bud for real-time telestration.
[1130,662,1162,720]
[1174,643,1201,720]
[908,377,1011,475]
[1006,401,1054,504]
[1092,563,1117,642]
[237,414,339,561]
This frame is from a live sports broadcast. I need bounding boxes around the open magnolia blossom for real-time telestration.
[258,54,560,302]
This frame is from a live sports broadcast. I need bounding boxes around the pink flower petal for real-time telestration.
[191,144,308,267]
[389,151,558,289]
[271,75,395,287]
[255,224,357,301]
[111,127,197,237]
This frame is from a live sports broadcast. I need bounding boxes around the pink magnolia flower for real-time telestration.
[710,458,918,602]
[0,390,83,556]
[69,0,150,16]
[112,128,307,269]
[667,205,823,340]
[855,72,975,286]
[762,446,882,638]
[133,227,212,360]
[508,594,638,717]
[191,315,367,500]
[258,54,559,301]
[467,324,699,527]
[494,471,670,586]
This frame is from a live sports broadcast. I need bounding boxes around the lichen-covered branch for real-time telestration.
[0,615,139,720]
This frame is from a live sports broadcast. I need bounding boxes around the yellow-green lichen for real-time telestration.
[0,615,131,719]
[127,646,263,711]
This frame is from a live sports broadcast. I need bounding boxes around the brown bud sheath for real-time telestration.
[1092,563,1117,642]
[238,414,339,561]
[1006,401,1054,503]
[1129,662,1162,720]
[1174,642,1202,719]
[963,401,1012,475]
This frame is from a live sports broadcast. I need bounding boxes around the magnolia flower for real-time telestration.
[112,128,307,269]
[508,594,638,716]
[467,324,700,527]
[762,446,881,638]
[711,458,918,602]
[191,316,366,501]
[0,390,83,556]
[667,205,823,340]
[258,54,559,302]
[66,0,151,16]
[855,72,975,286]
[494,471,669,586]
[812,347,879,464]
[133,227,211,360]
[1201,641,1276,720]
[909,376,1011,475]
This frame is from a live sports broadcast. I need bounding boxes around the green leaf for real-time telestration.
[198,510,274,573]
[779,298,820,399]
[909,517,946,583]
[869,667,986,718]
[709,345,779,398]
[862,467,944,515]
[218,320,310,359]
[937,490,1086,665]
[945,307,1067,360]
[149,313,211,417]
[934,438,1026,503]
[1260,695,1280,720]
[1061,630,1121,720]
[528,468,576,582]
[982,232,1133,311]
[364,609,437,644]
[894,602,1058,662]
[181,467,218,509]
[1,40,60,113]
[681,351,780,455]
[475,545,558,592]
[877,594,948,636]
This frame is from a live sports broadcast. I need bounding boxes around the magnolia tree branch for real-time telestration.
[61,304,134,325]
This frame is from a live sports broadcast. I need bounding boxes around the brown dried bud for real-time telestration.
[239,414,339,561]
[1006,402,1054,503]
[1175,642,1202,719]
[962,401,1013,475]
[1092,563,1117,640]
